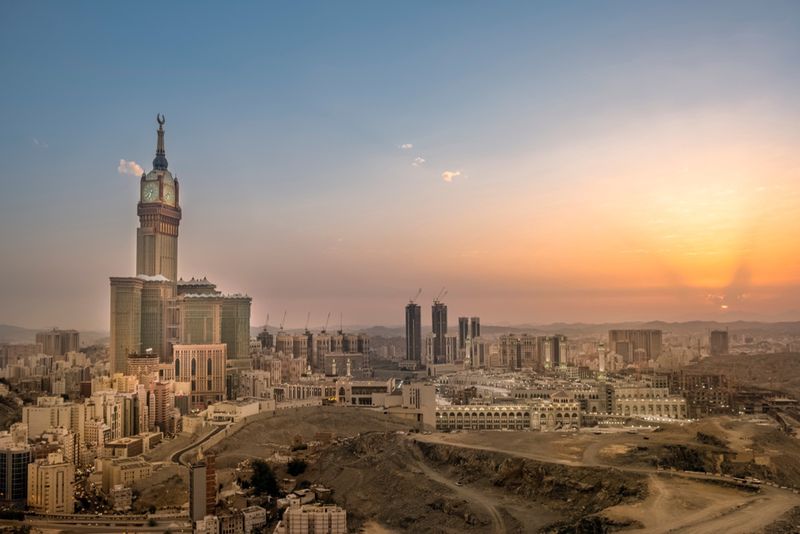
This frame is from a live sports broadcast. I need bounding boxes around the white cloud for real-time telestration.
[118,159,144,176]
[32,138,48,149]
[441,170,461,183]
[412,156,426,167]
[399,143,413,150]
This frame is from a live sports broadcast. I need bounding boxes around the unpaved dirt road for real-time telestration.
[413,432,800,533]
[406,442,506,534]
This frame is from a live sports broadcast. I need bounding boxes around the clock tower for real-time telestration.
[136,114,182,282]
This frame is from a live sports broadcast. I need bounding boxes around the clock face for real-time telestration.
[142,182,158,202]
[163,184,175,205]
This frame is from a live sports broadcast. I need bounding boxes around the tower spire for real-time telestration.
[153,114,168,170]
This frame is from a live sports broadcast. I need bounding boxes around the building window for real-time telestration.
[191,358,196,376]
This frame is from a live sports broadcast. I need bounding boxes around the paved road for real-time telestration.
[170,423,228,465]
[0,518,191,533]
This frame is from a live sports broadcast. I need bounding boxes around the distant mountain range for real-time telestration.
[251,320,800,338]
[4,319,798,347]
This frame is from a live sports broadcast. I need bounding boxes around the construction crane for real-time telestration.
[338,312,343,334]
[279,311,287,331]
[435,287,447,302]
[409,288,422,303]
[263,314,269,332]
[304,312,311,334]
[322,312,331,333]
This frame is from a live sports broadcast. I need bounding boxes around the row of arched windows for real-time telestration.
[175,357,214,377]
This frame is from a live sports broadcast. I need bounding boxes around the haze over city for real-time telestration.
[5,2,800,534]
[2,1,800,330]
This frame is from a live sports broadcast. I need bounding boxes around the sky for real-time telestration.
[1,1,799,330]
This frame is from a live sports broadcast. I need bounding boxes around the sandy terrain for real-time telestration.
[210,405,412,468]
[412,424,800,533]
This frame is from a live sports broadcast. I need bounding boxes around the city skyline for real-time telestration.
[2,2,800,330]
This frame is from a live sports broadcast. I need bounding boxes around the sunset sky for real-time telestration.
[1,1,800,330]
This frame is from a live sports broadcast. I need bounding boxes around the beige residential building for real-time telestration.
[127,352,161,389]
[292,335,308,362]
[173,344,226,407]
[152,380,179,434]
[35,329,80,357]
[275,502,347,534]
[101,457,152,493]
[22,397,80,439]
[275,332,294,356]
[27,451,75,514]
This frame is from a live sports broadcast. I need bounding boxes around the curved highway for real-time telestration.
[170,423,229,465]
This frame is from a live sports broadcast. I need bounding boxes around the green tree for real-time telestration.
[251,459,279,496]
[287,458,307,476]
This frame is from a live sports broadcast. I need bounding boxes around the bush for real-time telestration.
[287,458,307,476]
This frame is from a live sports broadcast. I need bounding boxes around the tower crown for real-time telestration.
[152,114,169,170]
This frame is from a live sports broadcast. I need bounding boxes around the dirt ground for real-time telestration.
[411,420,800,533]
[132,463,188,513]
[142,407,800,532]
[210,405,413,468]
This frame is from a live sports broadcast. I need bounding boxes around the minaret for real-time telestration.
[598,342,607,378]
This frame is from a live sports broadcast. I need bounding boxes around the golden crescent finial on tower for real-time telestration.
[157,113,165,127]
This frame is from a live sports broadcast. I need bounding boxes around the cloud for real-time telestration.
[118,159,144,176]
[399,143,413,150]
[441,170,461,183]
[412,156,426,167]
[32,138,48,149]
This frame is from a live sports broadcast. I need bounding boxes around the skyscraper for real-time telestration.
[458,317,469,349]
[469,317,480,340]
[110,116,181,370]
[608,329,662,363]
[35,329,80,356]
[431,300,447,364]
[405,302,422,365]
[110,116,250,393]
[709,330,729,357]
[136,115,181,282]
[109,277,144,373]
[189,452,207,522]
